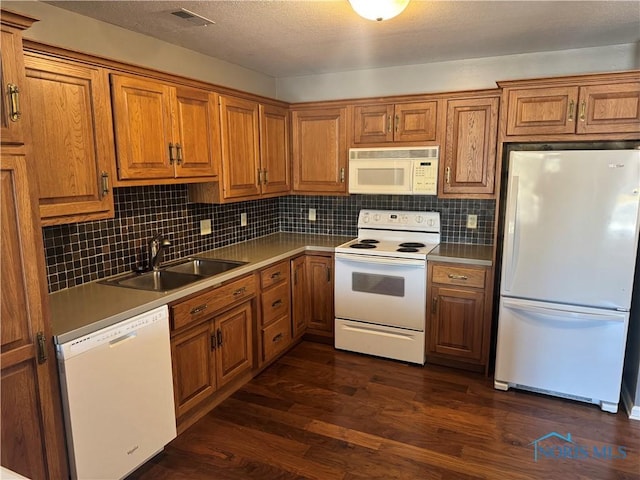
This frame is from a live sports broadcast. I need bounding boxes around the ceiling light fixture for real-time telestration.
[348,0,410,22]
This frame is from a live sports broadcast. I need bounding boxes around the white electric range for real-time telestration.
[334,209,441,364]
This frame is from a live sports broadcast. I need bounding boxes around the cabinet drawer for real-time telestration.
[171,274,257,331]
[260,260,290,289]
[432,264,486,288]
[261,315,291,363]
[261,280,291,326]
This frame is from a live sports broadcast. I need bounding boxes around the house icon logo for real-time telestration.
[529,432,573,462]
[529,432,627,462]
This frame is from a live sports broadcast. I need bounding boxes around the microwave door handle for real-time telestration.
[335,253,424,267]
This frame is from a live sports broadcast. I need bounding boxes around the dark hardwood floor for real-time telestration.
[129,341,640,480]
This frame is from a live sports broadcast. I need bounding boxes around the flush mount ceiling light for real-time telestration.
[348,0,410,21]
[171,8,216,27]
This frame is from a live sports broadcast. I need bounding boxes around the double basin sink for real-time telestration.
[100,258,247,292]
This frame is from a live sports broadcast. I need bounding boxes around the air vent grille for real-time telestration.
[350,146,439,160]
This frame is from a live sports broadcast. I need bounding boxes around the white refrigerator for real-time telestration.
[494,149,640,413]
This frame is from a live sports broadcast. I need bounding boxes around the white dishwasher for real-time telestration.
[57,305,176,480]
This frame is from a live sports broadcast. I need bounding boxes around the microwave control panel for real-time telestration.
[413,159,438,195]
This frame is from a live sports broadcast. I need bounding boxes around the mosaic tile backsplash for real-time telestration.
[43,186,494,293]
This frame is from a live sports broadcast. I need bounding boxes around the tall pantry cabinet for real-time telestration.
[0,10,69,480]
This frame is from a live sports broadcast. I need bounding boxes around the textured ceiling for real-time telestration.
[46,1,640,78]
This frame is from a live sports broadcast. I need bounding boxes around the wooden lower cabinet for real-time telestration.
[291,255,309,339]
[1,149,69,479]
[427,262,492,373]
[169,276,256,431]
[304,254,334,337]
[258,261,292,366]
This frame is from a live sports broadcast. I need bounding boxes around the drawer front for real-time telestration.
[260,260,290,289]
[171,274,257,331]
[261,315,291,363]
[261,280,291,327]
[432,264,486,289]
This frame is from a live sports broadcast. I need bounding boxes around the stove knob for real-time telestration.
[373,214,380,222]
[416,216,424,223]
[427,218,435,227]
[362,214,370,223]
[401,215,408,223]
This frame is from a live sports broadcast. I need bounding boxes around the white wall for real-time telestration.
[3,1,278,98]
[277,43,639,102]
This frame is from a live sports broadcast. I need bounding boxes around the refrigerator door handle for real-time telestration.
[503,175,519,292]
[503,299,625,323]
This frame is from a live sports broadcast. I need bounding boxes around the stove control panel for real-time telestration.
[358,210,440,232]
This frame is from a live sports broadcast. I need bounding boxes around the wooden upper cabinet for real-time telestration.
[219,95,261,199]
[111,74,218,184]
[174,87,219,178]
[502,73,640,138]
[259,104,290,195]
[25,54,116,225]
[1,151,69,480]
[441,95,499,198]
[0,27,26,144]
[292,106,347,193]
[352,101,437,145]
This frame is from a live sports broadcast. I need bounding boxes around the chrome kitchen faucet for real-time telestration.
[148,233,172,271]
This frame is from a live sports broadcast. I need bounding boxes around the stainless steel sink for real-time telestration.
[163,258,247,277]
[100,258,247,292]
[100,270,203,292]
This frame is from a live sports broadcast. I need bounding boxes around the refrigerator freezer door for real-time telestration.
[501,150,640,310]
[494,297,629,411]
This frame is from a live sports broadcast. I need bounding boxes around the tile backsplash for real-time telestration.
[43,186,494,293]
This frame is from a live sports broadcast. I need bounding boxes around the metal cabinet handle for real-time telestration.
[387,115,392,133]
[445,166,451,184]
[8,84,20,122]
[270,271,281,280]
[272,299,283,309]
[168,142,175,164]
[448,274,468,280]
[210,332,217,351]
[579,100,586,121]
[37,332,48,364]
[190,304,208,315]
[272,333,283,343]
[264,169,269,184]
[340,168,345,183]
[395,114,399,132]
[233,286,246,297]
[432,297,438,314]
[175,143,183,164]
[327,266,331,283]
[217,329,223,347]
[257,168,263,185]
[567,100,575,122]
[101,171,109,197]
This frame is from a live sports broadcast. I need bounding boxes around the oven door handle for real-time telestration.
[335,252,425,267]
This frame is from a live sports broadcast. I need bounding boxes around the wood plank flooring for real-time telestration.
[128,342,640,480]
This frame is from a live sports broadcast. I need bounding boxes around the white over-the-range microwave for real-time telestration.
[348,146,439,195]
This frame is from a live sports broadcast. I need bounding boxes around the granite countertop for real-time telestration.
[50,233,493,344]
[427,243,494,266]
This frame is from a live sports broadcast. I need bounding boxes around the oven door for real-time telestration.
[334,253,426,330]
[348,159,413,194]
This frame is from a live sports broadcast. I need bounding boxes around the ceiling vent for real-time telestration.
[171,8,215,27]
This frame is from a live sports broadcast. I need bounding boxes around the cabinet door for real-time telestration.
[291,256,309,338]
[292,107,347,193]
[442,96,499,196]
[577,82,640,134]
[305,255,334,334]
[259,104,290,195]
[171,321,217,418]
[352,104,394,144]
[394,101,438,142]
[429,285,485,362]
[0,27,26,144]
[219,95,261,199]
[174,87,219,178]
[25,55,115,225]
[215,302,253,388]
[111,74,175,179]
[505,86,579,136]
[1,152,68,480]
